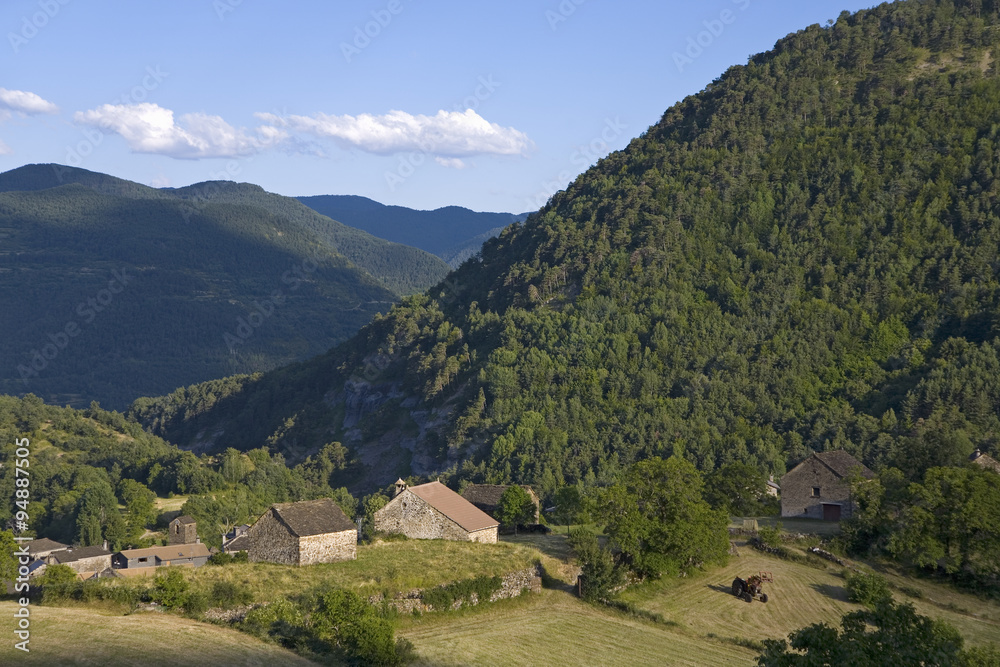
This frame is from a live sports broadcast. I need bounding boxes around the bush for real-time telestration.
[756,523,782,548]
[207,552,232,566]
[151,567,189,609]
[422,575,502,611]
[211,580,253,609]
[846,571,892,608]
[240,597,304,644]
[184,591,209,616]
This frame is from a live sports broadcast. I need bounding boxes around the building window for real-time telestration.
[138,557,148,563]
[811,487,821,497]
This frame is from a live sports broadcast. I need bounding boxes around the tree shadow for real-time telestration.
[811,582,849,602]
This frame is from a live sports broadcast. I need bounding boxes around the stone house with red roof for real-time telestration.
[373,481,499,543]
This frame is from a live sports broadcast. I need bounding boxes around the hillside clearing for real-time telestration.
[0,601,319,666]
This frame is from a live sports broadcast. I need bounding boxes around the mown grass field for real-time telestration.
[0,600,319,666]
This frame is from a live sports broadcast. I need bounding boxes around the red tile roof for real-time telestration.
[408,482,499,533]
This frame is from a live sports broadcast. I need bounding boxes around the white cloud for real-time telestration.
[74,103,282,159]
[0,88,58,115]
[435,156,468,169]
[0,139,11,155]
[257,109,532,158]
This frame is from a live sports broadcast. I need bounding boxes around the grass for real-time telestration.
[166,539,546,602]
[618,548,1000,650]
[0,600,319,666]
[153,495,188,512]
[397,589,757,666]
[729,516,842,537]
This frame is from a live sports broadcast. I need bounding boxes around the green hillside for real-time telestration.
[298,194,527,268]
[0,165,449,408]
[133,0,1000,496]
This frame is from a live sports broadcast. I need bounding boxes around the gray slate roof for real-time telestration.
[52,546,111,563]
[271,498,355,537]
[172,515,196,525]
[813,451,875,479]
[24,538,68,556]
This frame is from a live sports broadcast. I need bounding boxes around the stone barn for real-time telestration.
[460,484,541,523]
[247,498,357,565]
[168,515,198,544]
[374,481,499,543]
[780,450,874,521]
[47,545,113,576]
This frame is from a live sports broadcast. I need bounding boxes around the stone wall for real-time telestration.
[298,529,357,564]
[781,458,853,519]
[374,490,477,541]
[248,509,298,565]
[64,554,112,574]
[370,565,543,613]
[467,527,498,544]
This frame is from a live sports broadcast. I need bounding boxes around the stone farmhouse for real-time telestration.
[247,498,357,565]
[47,545,113,577]
[780,450,874,521]
[374,480,499,543]
[168,515,198,544]
[112,543,211,571]
[222,524,251,554]
[970,448,1000,473]
[460,484,541,523]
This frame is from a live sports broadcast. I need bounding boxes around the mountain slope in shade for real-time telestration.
[133,1,1000,498]
[298,194,528,268]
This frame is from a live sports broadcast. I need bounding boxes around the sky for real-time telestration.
[2,0,879,214]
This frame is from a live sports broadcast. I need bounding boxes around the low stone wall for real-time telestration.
[369,565,543,613]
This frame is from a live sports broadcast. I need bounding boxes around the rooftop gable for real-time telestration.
[408,481,499,533]
[271,498,356,538]
[118,543,210,560]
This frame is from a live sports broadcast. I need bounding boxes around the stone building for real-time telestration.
[460,484,541,523]
[112,543,211,570]
[780,450,874,521]
[970,449,1000,473]
[247,498,357,565]
[47,545,113,576]
[168,515,198,545]
[374,481,499,543]
[23,538,68,560]
[222,524,251,554]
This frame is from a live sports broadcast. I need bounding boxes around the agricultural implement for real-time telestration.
[732,571,772,603]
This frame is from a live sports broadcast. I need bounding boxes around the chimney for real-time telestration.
[394,478,407,497]
[971,449,982,461]
[102,539,108,551]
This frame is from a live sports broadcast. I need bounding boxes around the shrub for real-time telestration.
[846,571,892,608]
[184,591,210,616]
[240,597,304,644]
[756,523,782,548]
[151,567,189,609]
[207,552,232,566]
[422,575,502,611]
[211,580,253,609]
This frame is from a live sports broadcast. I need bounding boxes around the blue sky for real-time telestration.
[2,0,877,214]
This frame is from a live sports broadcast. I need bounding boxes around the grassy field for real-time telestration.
[151,538,548,602]
[153,495,188,512]
[0,601,319,666]
[398,589,758,666]
[618,546,1000,650]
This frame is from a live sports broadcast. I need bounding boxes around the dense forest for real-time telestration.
[129,1,1000,504]
[0,166,450,409]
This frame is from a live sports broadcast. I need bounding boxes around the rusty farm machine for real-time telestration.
[732,571,772,603]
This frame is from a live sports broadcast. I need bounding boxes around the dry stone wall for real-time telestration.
[369,565,543,613]
[299,529,357,564]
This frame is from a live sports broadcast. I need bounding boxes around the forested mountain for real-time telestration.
[298,194,527,267]
[133,0,1000,500]
[0,165,448,409]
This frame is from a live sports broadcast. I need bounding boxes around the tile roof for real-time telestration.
[172,515,196,525]
[223,535,250,552]
[814,451,875,479]
[271,498,356,538]
[460,484,539,509]
[52,546,111,563]
[24,538,68,555]
[118,543,210,560]
[408,482,499,533]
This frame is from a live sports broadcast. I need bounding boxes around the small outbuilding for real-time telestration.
[247,498,357,566]
[460,484,541,523]
[970,449,1000,473]
[780,450,874,521]
[113,543,211,570]
[374,481,499,543]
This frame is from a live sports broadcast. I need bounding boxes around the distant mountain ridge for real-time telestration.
[0,164,449,409]
[298,194,528,268]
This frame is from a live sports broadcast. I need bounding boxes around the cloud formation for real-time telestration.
[74,103,283,159]
[0,139,11,155]
[0,88,58,115]
[257,109,532,158]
